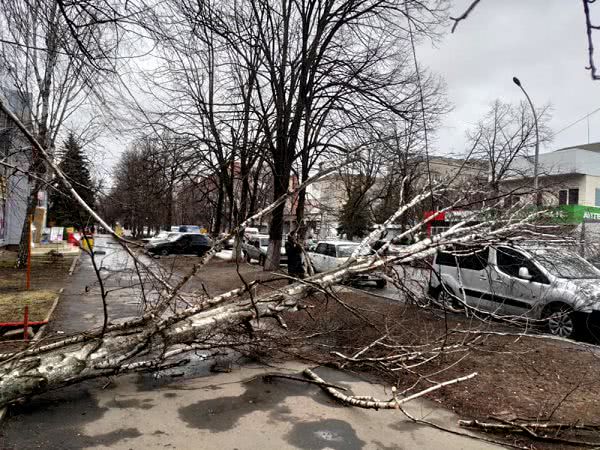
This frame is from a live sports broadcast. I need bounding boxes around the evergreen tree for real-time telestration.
[337,188,372,240]
[48,134,95,227]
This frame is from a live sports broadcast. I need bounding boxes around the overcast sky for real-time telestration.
[97,1,600,179]
[419,0,600,157]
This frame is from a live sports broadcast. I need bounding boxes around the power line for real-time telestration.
[553,106,600,137]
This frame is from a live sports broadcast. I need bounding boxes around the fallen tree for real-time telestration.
[0,173,545,408]
[0,91,577,446]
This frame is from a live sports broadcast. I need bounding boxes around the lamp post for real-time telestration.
[513,76,541,206]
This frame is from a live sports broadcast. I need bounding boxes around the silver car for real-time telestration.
[242,235,287,266]
[307,240,387,288]
[429,245,600,338]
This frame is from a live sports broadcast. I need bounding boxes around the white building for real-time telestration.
[506,143,600,208]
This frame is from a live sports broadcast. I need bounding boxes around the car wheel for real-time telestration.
[436,285,462,310]
[375,279,386,289]
[160,249,169,256]
[544,304,577,338]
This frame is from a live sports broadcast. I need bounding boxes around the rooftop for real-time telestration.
[555,142,600,153]
[508,143,600,178]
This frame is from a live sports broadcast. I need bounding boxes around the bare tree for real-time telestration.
[466,99,551,198]
[0,0,115,266]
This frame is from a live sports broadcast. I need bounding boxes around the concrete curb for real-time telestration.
[32,287,64,343]
[68,252,81,276]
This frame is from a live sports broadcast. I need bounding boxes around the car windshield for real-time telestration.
[154,232,168,240]
[532,249,600,279]
[336,244,372,258]
[167,233,181,241]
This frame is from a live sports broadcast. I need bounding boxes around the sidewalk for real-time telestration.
[44,235,144,336]
[0,361,502,450]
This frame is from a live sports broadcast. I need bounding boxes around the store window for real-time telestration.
[568,188,579,205]
[558,189,579,205]
[559,190,567,205]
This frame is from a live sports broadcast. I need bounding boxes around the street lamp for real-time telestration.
[513,76,541,207]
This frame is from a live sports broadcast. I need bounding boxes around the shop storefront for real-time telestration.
[424,205,600,237]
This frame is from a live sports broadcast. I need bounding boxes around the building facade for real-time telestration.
[503,143,600,214]
[0,87,36,248]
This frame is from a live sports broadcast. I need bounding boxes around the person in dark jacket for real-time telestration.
[285,234,305,283]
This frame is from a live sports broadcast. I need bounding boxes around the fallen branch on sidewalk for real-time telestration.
[397,406,529,450]
[261,373,348,391]
[303,367,477,410]
[459,418,600,447]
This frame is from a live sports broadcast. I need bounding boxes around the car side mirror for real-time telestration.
[518,267,532,281]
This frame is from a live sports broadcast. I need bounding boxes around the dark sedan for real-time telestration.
[146,233,212,256]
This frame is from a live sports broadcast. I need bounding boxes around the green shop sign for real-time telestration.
[545,205,600,224]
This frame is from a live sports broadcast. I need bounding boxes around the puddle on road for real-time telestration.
[178,376,312,432]
[178,372,343,432]
[81,428,142,447]
[0,383,143,449]
[285,419,366,450]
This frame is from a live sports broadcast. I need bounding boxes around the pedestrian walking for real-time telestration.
[285,234,305,284]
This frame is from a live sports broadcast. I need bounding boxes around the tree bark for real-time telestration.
[265,159,291,270]
[212,174,225,235]
[16,178,42,268]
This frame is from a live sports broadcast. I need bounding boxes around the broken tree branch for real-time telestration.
[303,367,477,409]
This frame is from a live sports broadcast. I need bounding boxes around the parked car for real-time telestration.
[218,233,236,250]
[242,234,287,266]
[141,231,171,244]
[429,244,600,338]
[307,240,386,288]
[146,233,212,256]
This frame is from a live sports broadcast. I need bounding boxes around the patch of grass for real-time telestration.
[0,290,57,322]
[0,260,16,269]
[0,278,21,290]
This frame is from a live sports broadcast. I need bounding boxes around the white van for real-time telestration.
[243,227,260,240]
[429,245,600,338]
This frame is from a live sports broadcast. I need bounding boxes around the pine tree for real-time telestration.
[337,188,372,240]
[48,134,95,227]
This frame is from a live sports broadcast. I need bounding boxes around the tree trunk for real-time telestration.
[248,160,264,219]
[265,163,291,270]
[15,178,42,268]
[295,163,309,240]
[165,183,173,230]
[213,175,225,235]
